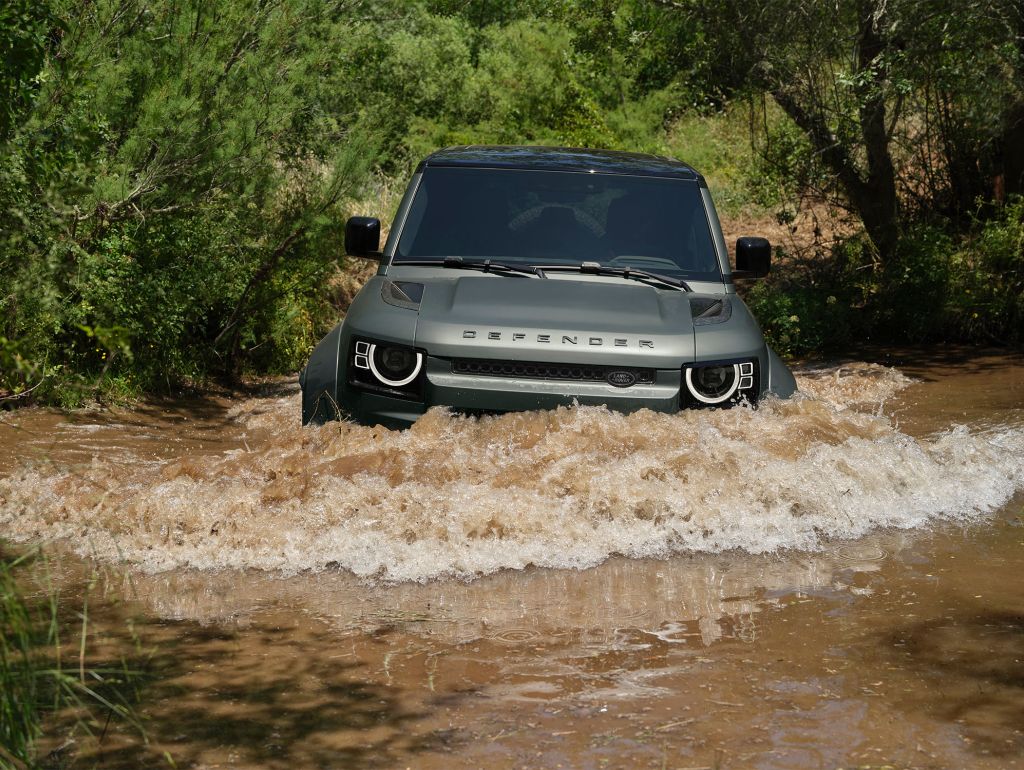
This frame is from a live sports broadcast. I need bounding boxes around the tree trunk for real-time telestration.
[764,0,900,258]
[998,101,1024,197]
[852,0,899,258]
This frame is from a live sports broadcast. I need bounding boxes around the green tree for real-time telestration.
[657,0,1024,256]
[0,0,58,144]
[1,0,378,397]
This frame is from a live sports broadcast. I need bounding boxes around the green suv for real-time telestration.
[301,146,796,427]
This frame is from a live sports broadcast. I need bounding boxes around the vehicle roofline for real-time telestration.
[416,145,706,184]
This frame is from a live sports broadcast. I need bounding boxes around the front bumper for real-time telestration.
[340,355,683,428]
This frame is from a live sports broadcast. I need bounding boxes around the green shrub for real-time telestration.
[749,201,1024,357]
[745,267,854,357]
[870,224,955,342]
[946,197,1024,344]
[0,0,377,403]
[748,108,821,210]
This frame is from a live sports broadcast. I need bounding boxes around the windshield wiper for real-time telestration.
[537,262,691,292]
[395,257,547,278]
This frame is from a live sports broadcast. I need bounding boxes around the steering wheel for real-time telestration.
[607,255,682,271]
[507,205,615,259]
[507,204,604,235]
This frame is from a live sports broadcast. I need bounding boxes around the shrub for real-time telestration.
[745,268,854,357]
[870,224,955,342]
[946,197,1024,344]
[747,200,1024,356]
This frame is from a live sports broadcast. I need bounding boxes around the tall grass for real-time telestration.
[665,103,761,216]
[0,549,142,770]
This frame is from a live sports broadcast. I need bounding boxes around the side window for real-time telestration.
[395,183,428,257]
[383,174,421,257]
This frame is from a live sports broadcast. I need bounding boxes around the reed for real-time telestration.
[0,549,141,770]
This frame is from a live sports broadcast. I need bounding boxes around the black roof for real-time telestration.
[418,145,702,181]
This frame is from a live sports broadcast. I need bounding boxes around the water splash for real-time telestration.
[1,366,1022,583]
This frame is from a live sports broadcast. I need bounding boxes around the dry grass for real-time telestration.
[327,174,404,313]
[719,200,857,261]
[330,259,379,312]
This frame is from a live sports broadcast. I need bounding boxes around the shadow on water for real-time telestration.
[76,616,467,769]
[885,606,1024,758]
[117,377,297,427]
[0,379,300,469]
[851,345,1024,382]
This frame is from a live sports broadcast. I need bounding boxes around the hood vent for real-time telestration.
[690,297,732,326]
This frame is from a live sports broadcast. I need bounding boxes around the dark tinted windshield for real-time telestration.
[394,167,721,279]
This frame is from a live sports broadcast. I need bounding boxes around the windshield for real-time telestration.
[394,167,722,280]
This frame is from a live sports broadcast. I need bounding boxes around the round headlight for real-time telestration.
[368,344,422,387]
[685,364,740,404]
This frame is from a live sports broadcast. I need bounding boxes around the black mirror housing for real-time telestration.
[345,216,382,260]
[734,236,771,278]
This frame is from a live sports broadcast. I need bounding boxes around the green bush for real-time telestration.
[747,201,1024,357]
[748,107,821,210]
[745,263,855,357]
[0,0,376,404]
[946,198,1024,344]
[870,224,955,342]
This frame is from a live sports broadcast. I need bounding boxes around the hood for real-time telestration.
[412,275,695,367]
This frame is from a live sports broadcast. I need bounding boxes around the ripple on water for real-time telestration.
[833,543,889,562]
[491,628,542,644]
[601,603,651,623]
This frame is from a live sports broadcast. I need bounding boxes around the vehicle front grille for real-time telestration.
[451,358,655,386]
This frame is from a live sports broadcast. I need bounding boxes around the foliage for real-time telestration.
[744,255,858,358]
[0,0,58,143]
[1,0,378,403]
[943,198,1024,344]
[746,198,1024,356]
[400,19,615,159]
[0,549,141,769]
[671,0,1024,258]
[662,99,808,216]
[747,102,820,210]
[1,0,1023,403]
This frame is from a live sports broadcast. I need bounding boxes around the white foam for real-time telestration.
[1,367,1022,583]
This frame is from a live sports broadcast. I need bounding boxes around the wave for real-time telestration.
[1,365,1021,583]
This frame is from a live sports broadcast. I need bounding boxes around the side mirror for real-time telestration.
[734,236,771,278]
[345,216,382,260]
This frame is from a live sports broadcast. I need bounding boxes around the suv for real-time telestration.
[301,146,796,427]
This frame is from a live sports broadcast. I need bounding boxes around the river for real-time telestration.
[1,349,1022,769]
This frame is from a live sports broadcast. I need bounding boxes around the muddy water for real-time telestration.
[1,350,1023,769]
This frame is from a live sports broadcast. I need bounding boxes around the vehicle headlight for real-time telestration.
[352,339,424,389]
[684,361,756,405]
